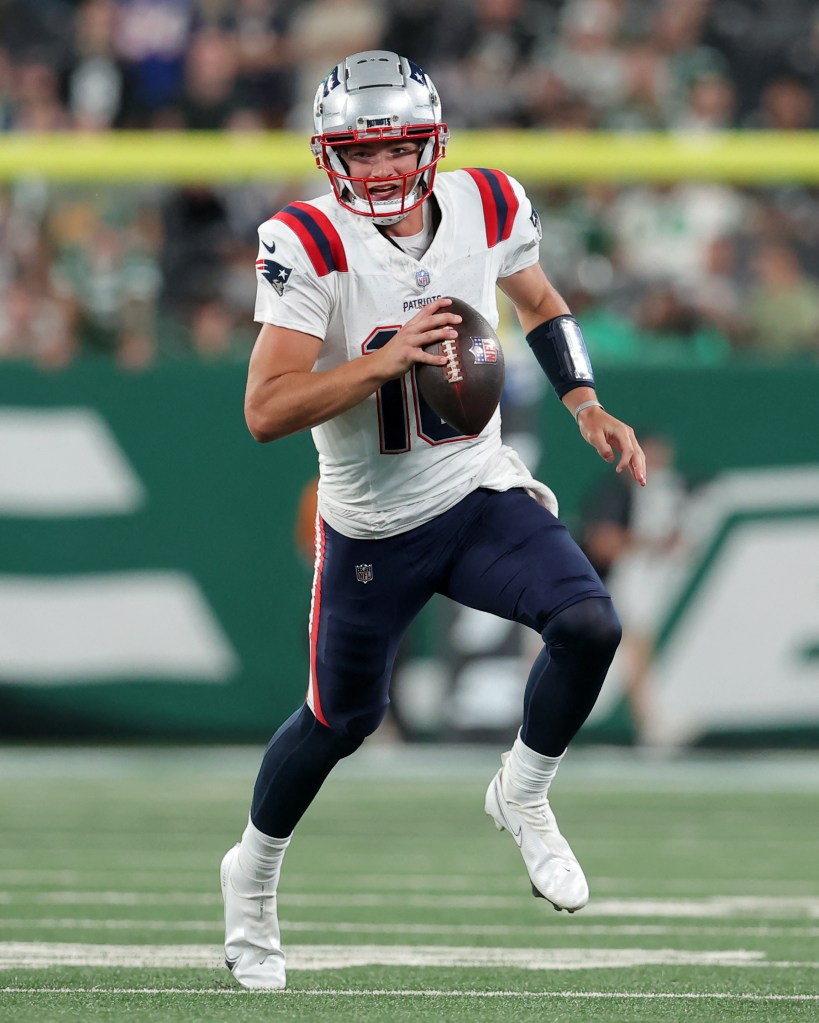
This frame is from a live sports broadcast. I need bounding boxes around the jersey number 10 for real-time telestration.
[363,328,471,454]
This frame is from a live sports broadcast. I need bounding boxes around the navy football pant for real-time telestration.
[252,488,620,837]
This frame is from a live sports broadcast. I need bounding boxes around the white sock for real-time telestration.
[501,732,565,804]
[235,817,291,891]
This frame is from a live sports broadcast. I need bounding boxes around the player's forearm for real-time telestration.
[245,357,388,442]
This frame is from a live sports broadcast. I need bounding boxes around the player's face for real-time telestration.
[340,139,422,203]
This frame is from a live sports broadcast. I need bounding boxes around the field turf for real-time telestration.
[0,743,817,1022]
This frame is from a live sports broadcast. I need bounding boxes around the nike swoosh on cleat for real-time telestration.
[493,780,522,845]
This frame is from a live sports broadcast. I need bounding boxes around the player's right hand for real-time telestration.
[375,298,462,380]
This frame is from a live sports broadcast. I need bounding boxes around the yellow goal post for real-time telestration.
[2,131,819,184]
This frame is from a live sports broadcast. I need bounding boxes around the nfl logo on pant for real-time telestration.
[355,564,374,584]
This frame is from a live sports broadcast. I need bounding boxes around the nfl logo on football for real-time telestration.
[469,337,499,363]
[415,268,431,288]
[355,563,374,584]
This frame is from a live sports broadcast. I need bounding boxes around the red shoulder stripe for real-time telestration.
[273,202,348,276]
[465,168,520,248]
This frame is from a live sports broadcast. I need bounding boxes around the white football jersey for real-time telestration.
[254,168,557,538]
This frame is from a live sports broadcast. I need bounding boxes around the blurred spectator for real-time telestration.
[671,69,736,132]
[746,74,816,130]
[0,0,71,70]
[530,0,628,126]
[427,0,548,128]
[158,184,256,358]
[379,0,475,73]
[702,0,816,122]
[579,432,692,744]
[434,0,550,128]
[286,0,386,129]
[651,0,728,117]
[691,235,747,347]
[745,241,819,357]
[176,25,243,129]
[606,183,746,293]
[229,0,297,127]
[0,277,71,367]
[12,55,71,131]
[113,0,195,126]
[604,38,673,131]
[49,196,162,368]
[64,0,128,132]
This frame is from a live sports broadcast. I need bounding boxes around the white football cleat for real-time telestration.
[484,754,589,912]
[220,844,286,990]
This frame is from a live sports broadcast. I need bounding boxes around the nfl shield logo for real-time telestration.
[415,269,431,289]
[469,337,499,363]
[355,564,374,584]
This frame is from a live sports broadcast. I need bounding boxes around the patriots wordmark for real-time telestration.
[256,259,293,297]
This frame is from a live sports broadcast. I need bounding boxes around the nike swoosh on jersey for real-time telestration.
[261,240,276,254]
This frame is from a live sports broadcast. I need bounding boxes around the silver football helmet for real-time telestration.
[311,51,449,226]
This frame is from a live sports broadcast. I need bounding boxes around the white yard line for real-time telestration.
[1,870,817,896]
[1,987,818,1002]
[2,891,817,918]
[3,918,819,939]
[0,942,816,971]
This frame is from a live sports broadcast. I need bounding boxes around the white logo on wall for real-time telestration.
[590,465,819,745]
[0,408,237,684]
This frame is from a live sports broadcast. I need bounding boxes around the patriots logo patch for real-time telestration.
[256,258,293,297]
[407,59,427,85]
[469,337,499,363]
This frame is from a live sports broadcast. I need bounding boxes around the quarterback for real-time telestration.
[221,50,646,989]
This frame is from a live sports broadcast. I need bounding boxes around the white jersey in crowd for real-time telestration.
[254,167,558,539]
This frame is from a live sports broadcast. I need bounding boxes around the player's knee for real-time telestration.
[314,703,387,759]
[543,597,622,662]
[342,704,389,745]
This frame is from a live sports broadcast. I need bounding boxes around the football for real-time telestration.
[415,297,505,435]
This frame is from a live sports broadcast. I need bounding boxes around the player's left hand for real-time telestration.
[577,406,647,486]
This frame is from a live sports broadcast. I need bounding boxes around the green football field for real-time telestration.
[1,743,817,1023]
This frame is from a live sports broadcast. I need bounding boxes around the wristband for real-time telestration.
[525,315,595,398]
[572,399,604,423]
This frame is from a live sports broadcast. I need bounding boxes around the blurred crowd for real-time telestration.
[2,0,819,369]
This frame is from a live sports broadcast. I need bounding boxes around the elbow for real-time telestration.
[245,403,281,443]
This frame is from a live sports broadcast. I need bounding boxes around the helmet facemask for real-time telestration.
[311,52,449,226]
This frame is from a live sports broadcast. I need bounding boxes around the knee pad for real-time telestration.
[543,597,622,660]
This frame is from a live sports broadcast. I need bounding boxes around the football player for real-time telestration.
[221,50,646,989]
